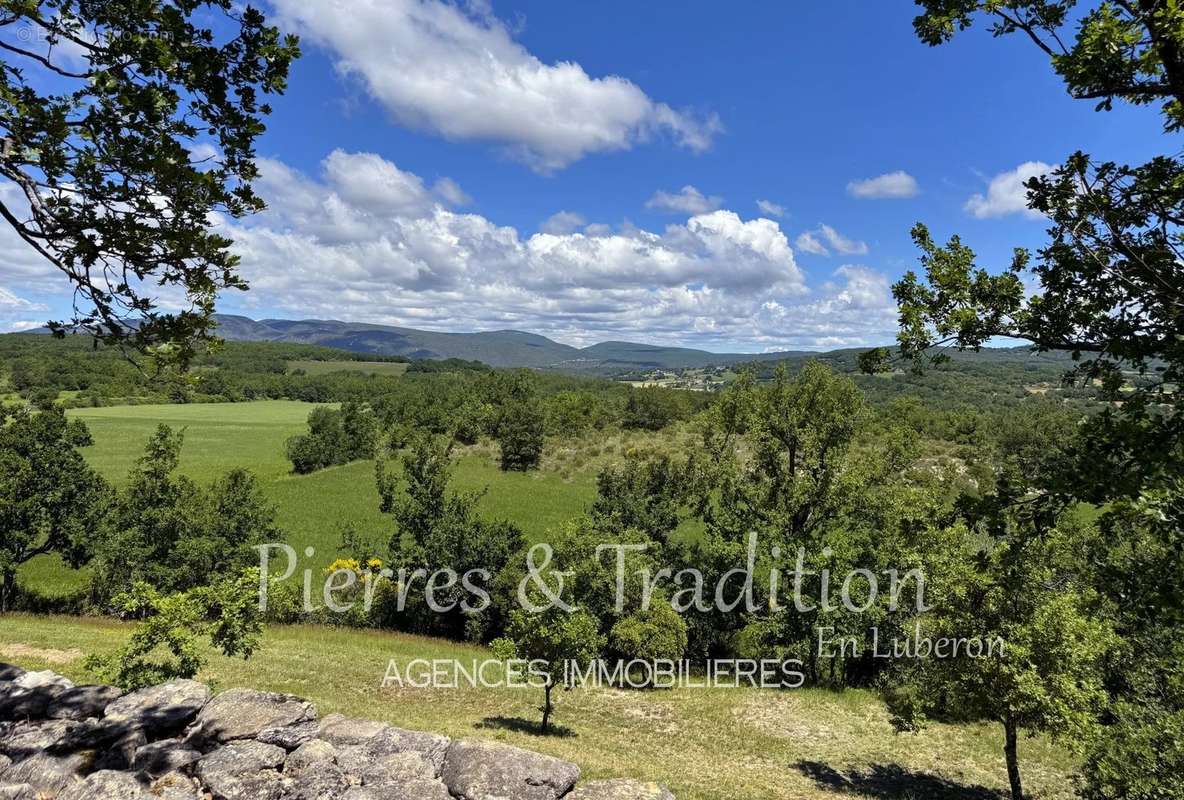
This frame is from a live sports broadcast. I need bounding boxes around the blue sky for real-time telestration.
[0,1,1165,351]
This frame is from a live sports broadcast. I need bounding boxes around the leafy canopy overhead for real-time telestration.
[0,1,298,363]
[915,1,1184,128]
[863,0,1184,500]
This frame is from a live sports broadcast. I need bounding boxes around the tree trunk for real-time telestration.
[0,569,14,613]
[541,680,553,734]
[1004,715,1024,800]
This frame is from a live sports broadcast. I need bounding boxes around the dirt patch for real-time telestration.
[733,693,889,746]
[584,688,682,735]
[1,643,84,665]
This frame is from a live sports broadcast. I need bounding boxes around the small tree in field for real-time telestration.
[287,402,378,473]
[883,510,1113,800]
[93,425,278,597]
[493,606,603,734]
[496,400,545,471]
[376,432,524,638]
[0,408,108,611]
[478,370,545,471]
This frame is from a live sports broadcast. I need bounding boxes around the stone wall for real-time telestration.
[0,663,674,800]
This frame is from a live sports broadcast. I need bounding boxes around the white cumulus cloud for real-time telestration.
[794,224,868,257]
[0,285,47,332]
[0,151,900,349]
[540,211,588,235]
[206,150,900,349]
[645,186,722,215]
[756,265,897,349]
[847,170,919,199]
[756,199,785,218]
[272,0,721,172]
[794,230,829,256]
[964,161,1052,219]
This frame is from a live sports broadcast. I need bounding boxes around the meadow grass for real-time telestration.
[71,400,311,482]
[287,360,409,377]
[0,614,1077,800]
[22,401,597,596]
[10,401,1081,798]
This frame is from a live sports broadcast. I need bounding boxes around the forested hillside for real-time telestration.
[3,1,1182,797]
[209,314,808,369]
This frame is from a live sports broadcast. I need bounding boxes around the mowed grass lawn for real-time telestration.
[20,401,595,597]
[0,614,1076,800]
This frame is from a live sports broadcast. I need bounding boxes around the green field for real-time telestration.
[21,401,597,597]
[287,359,410,376]
[8,400,1079,800]
[0,613,1075,800]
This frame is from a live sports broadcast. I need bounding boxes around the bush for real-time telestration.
[286,402,377,473]
[91,426,279,598]
[609,603,689,668]
[622,388,684,431]
[25,386,58,410]
[86,570,262,690]
[544,391,611,436]
[591,454,685,543]
[451,399,491,445]
[286,433,326,474]
[259,577,307,625]
[497,400,544,471]
[1079,703,1184,800]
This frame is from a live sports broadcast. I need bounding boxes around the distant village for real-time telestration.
[620,366,733,392]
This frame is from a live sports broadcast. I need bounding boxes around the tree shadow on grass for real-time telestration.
[795,760,1008,800]
[475,715,577,738]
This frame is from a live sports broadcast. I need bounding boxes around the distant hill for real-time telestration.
[25,313,1078,373]
[212,314,810,370]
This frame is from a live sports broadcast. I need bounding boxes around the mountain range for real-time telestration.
[213,315,811,370]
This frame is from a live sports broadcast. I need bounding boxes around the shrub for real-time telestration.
[591,454,685,543]
[1078,703,1184,800]
[259,577,306,625]
[25,387,58,410]
[451,399,491,445]
[622,388,684,431]
[86,570,262,690]
[286,433,326,474]
[286,401,378,473]
[496,400,544,471]
[609,603,689,669]
[544,391,611,436]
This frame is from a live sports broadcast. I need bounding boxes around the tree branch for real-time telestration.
[991,9,1062,58]
[0,40,90,78]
